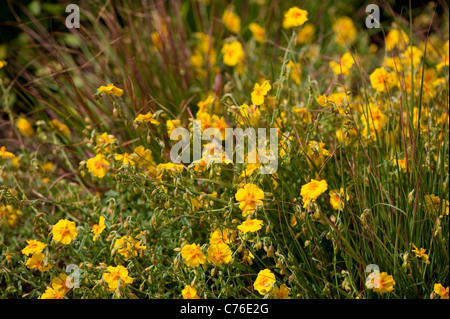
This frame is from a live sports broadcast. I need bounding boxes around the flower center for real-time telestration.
[59,226,71,237]
[378,75,386,84]
[293,12,302,19]
[245,193,255,204]
[309,183,318,191]
[214,251,224,261]
[189,249,199,258]
[111,272,121,281]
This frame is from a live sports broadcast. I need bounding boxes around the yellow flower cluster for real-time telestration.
[2,1,448,302]
[181,237,233,268]
[0,205,21,227]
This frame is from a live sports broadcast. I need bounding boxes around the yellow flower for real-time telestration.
[363,104,386,128]
[253,269,276,295]
[221,41,244,67]
[329,188,349,211]
[384,56,403,72]
[209,228,236,245]
[411,243,430,264]
[181,243,206,268]
[300,179,328,208]
[235,183,265,216]
[329,52,355,75]
[42,162,54,173]
[115,153,135,166]
[385,29,409,51]
[167,119,182,136]
[270,284,291,299]
[11,157,20,169]
[197,95,215,113]
[16,118,34,137]
[282,7,308,29]
[25,253,52,272]
[316,92,350,110]
[133,145,153,166]
[190,157,208,174]
[95,132,116,154]
[237,217,264,233]
[251,81,271,106]
[305,141,330,168]
[211,114,229,138]
[434,283,449,299]
[51,273,71,296]
[156,162,184,179]
[196,111,213,131]
[222,10,241,33]
[113,236,146,260]
[333,17,357,46]
[51,219,78,245]
[249,23,265,42]
[49,119,70,137]
[238,103,260,126]
[21,240,46,256]
[239,162,261,178]
[86,154,110,178]
[370,68,397,92]
[361,104,388,140]
[365,272,395,294]
[96,132,116,147]
[207,243,232,266]
[424,194,449,216]
[92,216,106,242]
[0,60,7,68]
[315,94,328,106]
[103,265,134,291]
[0,146,15,159]
[151,31,163,50]
[297,23,316,45]
[134,112,160,125]
[39,287,65,299]
[202,147,225,166]
[392,158,407,172]
[97,83,124,96]
[182,285,200,299]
